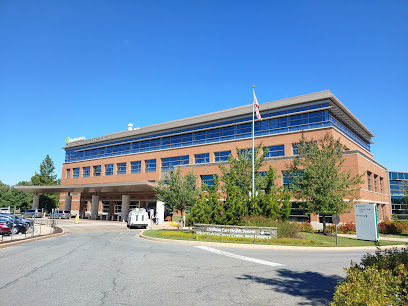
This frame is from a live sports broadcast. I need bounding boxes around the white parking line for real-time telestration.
[195,246,283,267]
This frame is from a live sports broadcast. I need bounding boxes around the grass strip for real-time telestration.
[143,230,407,247]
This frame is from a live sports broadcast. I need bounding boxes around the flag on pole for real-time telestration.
[253,86,262,120]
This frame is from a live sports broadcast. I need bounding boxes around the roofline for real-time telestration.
[13,181,158,194]
[64,90,374,149]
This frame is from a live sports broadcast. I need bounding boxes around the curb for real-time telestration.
[0,229,65,250]
[139,233,408,252]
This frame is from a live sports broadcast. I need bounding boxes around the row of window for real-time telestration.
[65,109,331,163]
[65,145,292,179]
[65,150,233,178]
[367,171,384,193]
[65,102,371,163]
[69,141,347,180]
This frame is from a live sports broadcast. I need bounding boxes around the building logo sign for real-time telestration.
[66,136,86,144]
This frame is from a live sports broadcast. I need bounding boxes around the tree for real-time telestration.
[0,180,32,211]
[259,166,292,221]
[0,180,10,208]
[189,175,222,225]
[189,145,293,226]
[402,181,408,198]
[154,168,199,227]
[286,133,364,234]
[218,145,267,213]
[31,155,61,212]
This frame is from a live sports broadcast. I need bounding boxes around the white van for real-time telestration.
[127,208,149,229]
[0,207,11,214]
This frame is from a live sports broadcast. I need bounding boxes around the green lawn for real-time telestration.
[142,230,407,247]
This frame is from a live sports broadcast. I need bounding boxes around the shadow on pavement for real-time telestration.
[237,269,343,305]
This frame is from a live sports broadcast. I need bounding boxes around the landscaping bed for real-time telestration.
[142,229,407,247]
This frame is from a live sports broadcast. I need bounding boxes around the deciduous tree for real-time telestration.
[286,133,364,234]
[154,168,199,227]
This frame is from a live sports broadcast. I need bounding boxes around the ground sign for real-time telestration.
[193,224,277,239]
[354,204,379,241]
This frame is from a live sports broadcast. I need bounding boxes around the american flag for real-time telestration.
[253,87,262,120]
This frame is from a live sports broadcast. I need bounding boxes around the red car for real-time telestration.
[0,221,11,235]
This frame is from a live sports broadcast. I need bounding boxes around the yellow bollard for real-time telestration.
[75,215,79,224]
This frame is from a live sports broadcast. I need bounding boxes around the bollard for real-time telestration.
[75,214,79,224]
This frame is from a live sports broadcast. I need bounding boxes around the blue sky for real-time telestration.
[0,0,407,186]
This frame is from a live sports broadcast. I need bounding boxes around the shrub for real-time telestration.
[396,220,408,233]
[378,220,404,235]
[297,222,314,233]
[331,247,408,305]
[242,215,299,238]
[337,222,356,234]
[326,224,336,233]
[330,265,405,305]
[354,246,408,271]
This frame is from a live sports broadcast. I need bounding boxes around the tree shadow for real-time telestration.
[236,269,344,305]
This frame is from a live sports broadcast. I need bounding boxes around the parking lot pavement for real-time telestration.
[56,218,180,233]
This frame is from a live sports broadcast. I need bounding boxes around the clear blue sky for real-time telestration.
[0,1,407,186]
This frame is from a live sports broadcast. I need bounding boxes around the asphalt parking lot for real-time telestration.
[55,218,175,233]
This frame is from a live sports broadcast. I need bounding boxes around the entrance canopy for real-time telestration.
[14,181,158,194]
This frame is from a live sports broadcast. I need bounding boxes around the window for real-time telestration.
[374,175,378,192]
[240,148,252,159]
[102,201,110,213]
[83,166,90,177]
[131,161,141,173]
[367,171,372,191]
[66,169,71,179]
[201,175,215,188]
[93,165,101,177]
[73,168,80,178]
[195,153,209,164]
[282,171,290,189]
[130,201,138,210]
[117,162,126,175]
[282,170,303,189]
[114,201,121,214]
[215,151,231,162]
[161,156,189,171]
[105,164,114,176]
[292,142,311,155]
[264,145,285,157]
[292,144,300,155]
[380,177,383,193]
[145,159,156,172]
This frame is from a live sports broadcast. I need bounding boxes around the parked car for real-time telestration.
[0,207,11,214]
[0,214,33,228]
[0,216,28,234]
[23,209,43,218]
[48,210,71,219]
[0,221,12,235]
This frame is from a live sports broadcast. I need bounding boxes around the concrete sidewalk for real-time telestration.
[338,233,408,243]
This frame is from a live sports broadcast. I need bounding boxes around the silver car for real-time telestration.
[49,210,71,219]
[23,209,44,218]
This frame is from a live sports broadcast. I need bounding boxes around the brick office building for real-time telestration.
[27,90,390,227]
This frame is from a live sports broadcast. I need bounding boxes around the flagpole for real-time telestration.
[252,85,255,198]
